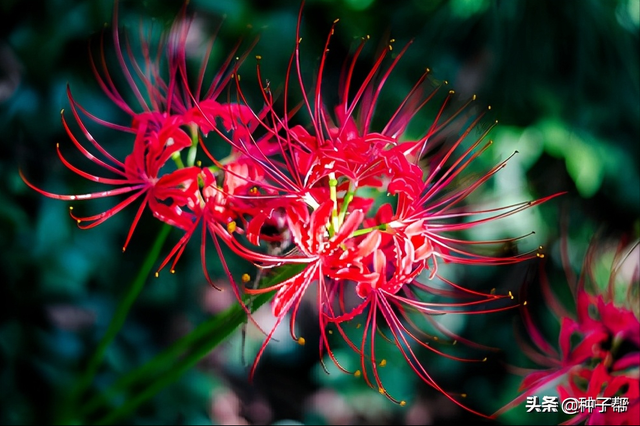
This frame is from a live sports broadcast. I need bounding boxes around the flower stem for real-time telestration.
[351,223,388,238]
[94,293,270,425]
[62,224,172,421]
[84,263,305,424]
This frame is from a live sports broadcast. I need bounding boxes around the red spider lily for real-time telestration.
[21,2,265,260]
[495,235,640,424]
[153,100,299,276]
[202,14,439,205]
[89,1,250,130]
[222,3,563,262]
[557,364,640,425]
[209,5,564,414]
[319,234,519,413]
[241,200,368,375]
[20,91,200,252]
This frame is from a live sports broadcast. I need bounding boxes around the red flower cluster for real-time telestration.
[497,236,640,424]
[22,3,561,413]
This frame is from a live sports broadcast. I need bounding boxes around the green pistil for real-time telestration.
[186,124,199,167]
[352,223,387,237]
[171,151,185,169]
[328,173,339,237]
[338,181,357,229]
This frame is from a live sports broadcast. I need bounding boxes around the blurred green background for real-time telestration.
[1,0,638,424]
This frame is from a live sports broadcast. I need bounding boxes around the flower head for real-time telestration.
[497,234,640,424]
[221,6,563,413]
[20,2,258,256]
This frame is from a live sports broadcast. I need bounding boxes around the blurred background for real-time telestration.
[1,0,638,424]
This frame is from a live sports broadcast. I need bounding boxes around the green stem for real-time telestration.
[86,263,305,424]
[65,224,171,416]
[351,223,388,237]
[80,302,234,417]
[94,292,272,425]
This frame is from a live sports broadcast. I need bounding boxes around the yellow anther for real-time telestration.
[509,291,514,299]
[379,359,387,367]
[333,18,340,23]
[242,273,251,283]
[523,301,528,306]
[400,401,406,406]
[482,357,487,362]
[433,336,438,341]
[378,387,385,394]
[227,221,237,233]
[155,272,159,278]
[472,94,477,100]
[356,323,362,329]
[328,330,333,334]
[255,55,262,60]
[297,337,306,346]
[354,370,361,378]
[170,269,175,274]
[449,90,455,94]
[461,393,467,398]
